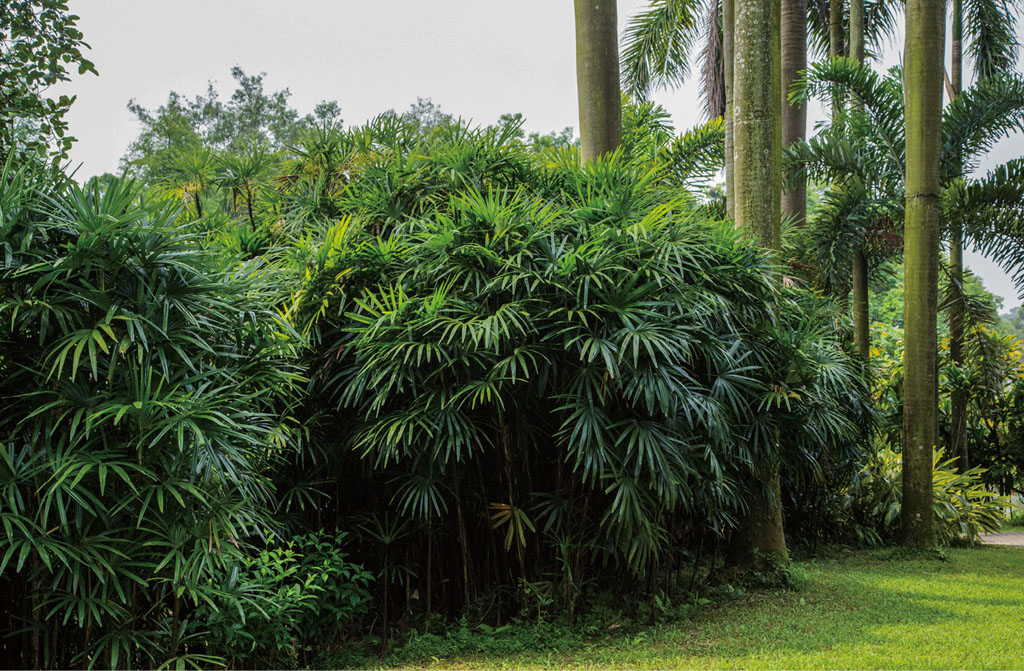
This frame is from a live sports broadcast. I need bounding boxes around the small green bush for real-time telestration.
[850,447,1008,545]
[201,531,374,668]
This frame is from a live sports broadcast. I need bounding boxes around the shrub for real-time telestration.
[0,165,300,668]
[279,117,868,621]
[849,447,1008,545]
[201,531,373,668]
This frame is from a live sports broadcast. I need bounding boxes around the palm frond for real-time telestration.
[794,59,906,168]
[962,0,1021,81]
[942,73,1024,178]
[949,158,1024,298]
[661,117,725,188]
[620,0,709,100]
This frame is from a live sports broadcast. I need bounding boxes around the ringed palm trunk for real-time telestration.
[850,0,870,360]
[574,0,622,163]
[733,0,782,250]
[728,0,787,564]
[949,0,969,472]
[902,0,944,550]
[829,0,846,121]
[724,0,735,219]
[781,0,806,227]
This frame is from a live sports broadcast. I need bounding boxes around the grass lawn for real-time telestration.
[389,546,1024,670]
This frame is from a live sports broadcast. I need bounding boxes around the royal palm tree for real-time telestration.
[575,0,623,162]
[902,0,945,549]
[783,0,809,227]
[729,0,789,563]
[948,0,1021,470]
[725,0,735,216]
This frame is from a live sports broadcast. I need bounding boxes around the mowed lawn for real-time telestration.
[401,547,1024,670]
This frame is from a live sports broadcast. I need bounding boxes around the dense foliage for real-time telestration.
[2,0,1024,666]
[0,107,876,666]
[0,0,96,164]
[0,161,344,667]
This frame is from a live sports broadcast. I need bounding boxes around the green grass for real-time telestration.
[381,547,1024,670]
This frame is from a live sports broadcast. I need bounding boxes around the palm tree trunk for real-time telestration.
[851,255,870,356]
[829,0,846,124]
[724,0,735,219]
[949,0,968,472]
[849,0,863,63]
[902,0,944,550]
[781,0,806,227]
[850,0,870,360]
[574,0,622,163]
[729,0,787,564]
[733,0,782,250]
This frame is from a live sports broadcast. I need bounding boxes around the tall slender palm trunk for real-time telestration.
[733,0,782,250]
[949,0,969,472]
[728,0,787,564]
[574,0,622,163]
[850,0,870,360]
[724,0,735,219]
[781,0,806,227]
[829,0,846,121]
[902,0,944,550]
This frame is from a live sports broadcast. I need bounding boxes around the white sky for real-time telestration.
[55,0,1024,308]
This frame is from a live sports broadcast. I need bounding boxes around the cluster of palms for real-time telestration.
[153,142,279,230]
[613,0,1024,551]
[0,161,308,668]
[284,113,869,615]
[0,96,876,666]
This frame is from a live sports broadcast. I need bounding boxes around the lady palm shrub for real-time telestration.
[281,119,867,622]
[0,163,325,668]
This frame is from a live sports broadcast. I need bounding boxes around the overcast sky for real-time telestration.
[55,0,1024,309]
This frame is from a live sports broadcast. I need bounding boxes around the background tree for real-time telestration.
[123,67,339,181]
[216,142,279,230]
[154,145,216,219]
[0,0,96,164]
[947,0,1021,471]
[1001,304,1024,339]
